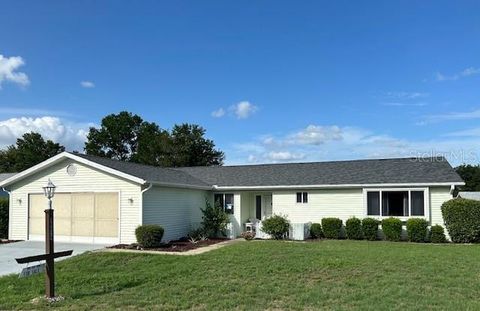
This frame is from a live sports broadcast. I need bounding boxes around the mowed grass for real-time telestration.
[1,240,480,310]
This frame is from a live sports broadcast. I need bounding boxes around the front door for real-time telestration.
[255,195,262,219]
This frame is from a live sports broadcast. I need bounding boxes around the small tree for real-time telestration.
[201,199,229,237]
[261,215,290,240]
[0,198,8,239]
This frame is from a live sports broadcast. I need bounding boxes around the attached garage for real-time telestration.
[28,192,119,244]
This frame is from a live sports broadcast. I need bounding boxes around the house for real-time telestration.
[0,152,464,244]
[456,192,480,200]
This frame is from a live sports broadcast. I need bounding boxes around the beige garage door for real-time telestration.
[29,192,118,243]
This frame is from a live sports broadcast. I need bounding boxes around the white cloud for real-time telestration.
[230,101,258,119]
[265,151,305,162]
[420,109,480,124]
[0,116,93,151]
[384,92,429,99]
[0,54,30,89]
[211,108,225,118]
[382,102,428,107]
[228,124,480,165]
[80,81,95,88]
[436,67,480,81]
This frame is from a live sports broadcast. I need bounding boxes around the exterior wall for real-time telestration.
[7,159,142,244]
[430,186,453,227]
[142,185,208,241]
[272,189,364,223]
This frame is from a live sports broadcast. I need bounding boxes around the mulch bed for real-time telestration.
[0,239,21,244]
[108,238,230,252]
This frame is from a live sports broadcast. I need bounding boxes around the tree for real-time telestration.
[84,112,224,167]
[0,132,65,173]
[170,123,224,167]
[84,111,144,161]
[455,164,480,191]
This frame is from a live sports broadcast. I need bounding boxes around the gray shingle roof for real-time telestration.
[74,153,463,188]
[73,153,210,188]
[176,157,463,187]
[457,192,480,200]
[0,173,16,183]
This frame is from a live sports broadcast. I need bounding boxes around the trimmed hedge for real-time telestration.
[345,217,363,240]
[381,217,403,242]
[135,224,164,248]
[430,225,447,243]
[0,198,8,239]
[406,218,428,243]
[362,218,380,241]
[262,215,290,240]
[310,223,323,239]
[441,198,480,243]
[321,218,343,239]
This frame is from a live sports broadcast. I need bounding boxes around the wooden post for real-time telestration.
[45,203,55,298]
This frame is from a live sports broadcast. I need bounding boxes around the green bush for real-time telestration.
[429,225,447,243]
[201,199,230,238]
[310,223,323,239]
[345,217,363,240]
[135,224,164,248]
[381,217,403,242]
[261,215,290,240]
[406,218,429,243]
[441,198,480,243]
[362,218,380,241]
[321,218,343,239]
[0,198,8,239]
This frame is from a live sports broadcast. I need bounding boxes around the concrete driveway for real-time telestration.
[0,241,109,277]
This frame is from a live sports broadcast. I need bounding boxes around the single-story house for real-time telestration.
[0,152,464,244]
[456,191,480,200]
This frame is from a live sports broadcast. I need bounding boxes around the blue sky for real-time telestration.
[1,1,480,165]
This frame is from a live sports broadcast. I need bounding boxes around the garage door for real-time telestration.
[29,192,118,244]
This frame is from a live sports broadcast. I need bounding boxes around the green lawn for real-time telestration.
[1,240,480,310]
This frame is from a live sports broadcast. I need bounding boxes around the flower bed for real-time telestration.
[108,238,229,252]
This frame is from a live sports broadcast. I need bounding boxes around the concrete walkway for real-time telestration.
[0,241,109,277]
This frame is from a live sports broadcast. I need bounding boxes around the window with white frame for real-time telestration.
[214,193,234,214]
[296,192,308,203]
[366,189,425,217]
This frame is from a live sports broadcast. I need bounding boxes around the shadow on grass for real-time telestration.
[68,279,145,300]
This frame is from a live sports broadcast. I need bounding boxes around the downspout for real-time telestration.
[139,183,153,225]
[449,184,455,196]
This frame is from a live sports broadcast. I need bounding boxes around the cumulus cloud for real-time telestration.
[230,101,258,119]
[80,81,95,88]
[436,67,480,81]
[0,54,30,89]
[228,124,480,165]
[0,116,92,151]
[211,108,225,118]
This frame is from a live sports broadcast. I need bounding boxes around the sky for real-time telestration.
[1,1,480,166]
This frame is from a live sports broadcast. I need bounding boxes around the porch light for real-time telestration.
[43,179,56,201]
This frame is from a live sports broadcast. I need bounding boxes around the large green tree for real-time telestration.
[455,164,480,191]
[84,111,224,167]
[0,132,65,173]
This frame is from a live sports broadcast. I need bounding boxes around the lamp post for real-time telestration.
[42,179,56,298]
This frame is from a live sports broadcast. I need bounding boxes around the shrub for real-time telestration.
[240,231,256,240]
[321,218,343,239]
[201,199,230,238]
[406,218,429,243]
[429,225,447,243]
[362,218,380,241]
[345,217,363,240]
[310,223,323,239]
[381,217,403,241]
[441,198,480,243]
[0,198,8,239]
[135,224,164,248]
[187,227,208,244]
[261,215,290,240]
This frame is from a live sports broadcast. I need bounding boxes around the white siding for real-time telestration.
[430,186,453,227]
[272,189,364,223]
[8,159,142,244]
[142,186,208,241]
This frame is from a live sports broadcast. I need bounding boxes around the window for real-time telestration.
[366,189,425,217]
[214,193,234,214]
[296,192,308,203]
